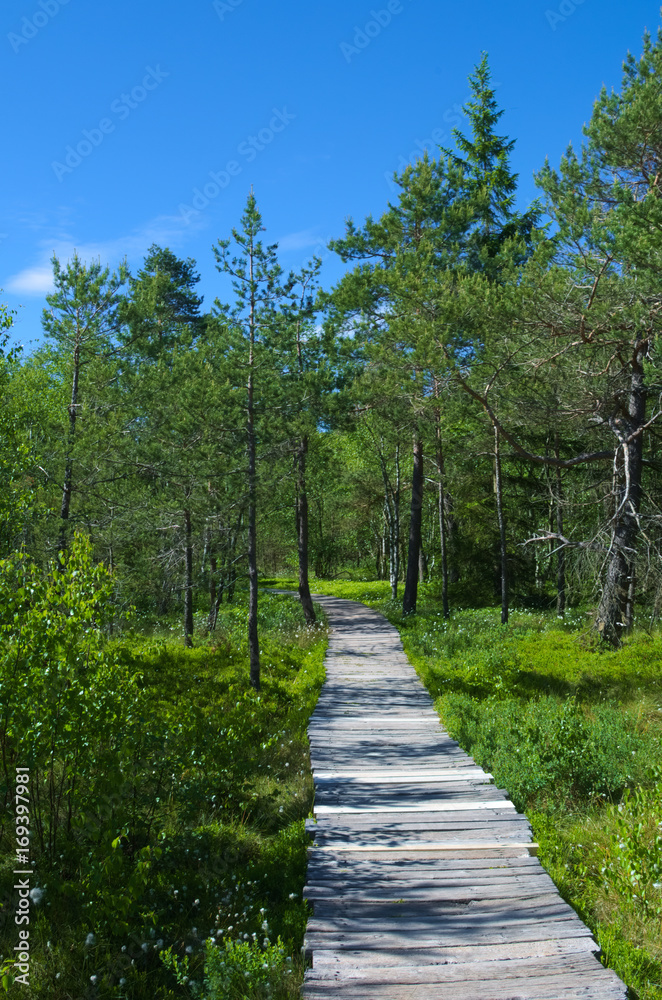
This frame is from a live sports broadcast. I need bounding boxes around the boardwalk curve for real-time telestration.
[302,595,627,1000]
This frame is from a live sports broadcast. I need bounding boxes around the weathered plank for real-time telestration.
[309,936,601,968]
[303,919,596,949]
[302,976,626,1000]
[313,799,516,816]
[306,857,544,877]
[305,952,614,983]
[313,770,494,782]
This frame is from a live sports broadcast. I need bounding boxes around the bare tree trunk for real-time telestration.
[494,426,509,625]
[59,340,80,553]
[377,440,401,601]
[418,546,426,583]
[403,437,423,616]
[595,356,646,645]
[555,436,566,617]
[434,395,449,619]
[184,506,193,647]
[247,252,260,690]
[247,374,260,688]
[625,571,636,632]
[296,436,316,623]
[208,552,218,631]
[379,516,388,581]
[224,511,243,604]
[391,444,401,600]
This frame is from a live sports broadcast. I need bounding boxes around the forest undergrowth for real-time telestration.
[0,540,327,1000]
[273,576,662,1000]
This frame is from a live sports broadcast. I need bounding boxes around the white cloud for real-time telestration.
[6,267,54,295]
[4,211,203,297]
[276,228,327,252]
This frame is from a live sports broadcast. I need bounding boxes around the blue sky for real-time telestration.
[2,0,660,349]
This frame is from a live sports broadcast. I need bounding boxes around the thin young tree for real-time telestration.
[213,192,289,690]
[42,253,128,553]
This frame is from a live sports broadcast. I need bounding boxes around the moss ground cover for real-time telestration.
[0,545,326,999]
[272,576,662,1000]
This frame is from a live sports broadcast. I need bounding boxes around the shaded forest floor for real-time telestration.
[264,577,662,1000]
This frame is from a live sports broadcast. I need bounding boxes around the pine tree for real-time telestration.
[213,192,289,690]
[42,254,128,553]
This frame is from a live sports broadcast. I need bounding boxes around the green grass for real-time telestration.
[288,576,662,1000]
[0,558,327,1000]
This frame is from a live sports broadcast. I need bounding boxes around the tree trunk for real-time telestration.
[555,437,566,617]
[184,506,193,647]
[446,493,460,583]
[390,444,401,600]
[59,340,80,553]
[403,437,423,616]
[224,511,243,604]
[434,402,450,619]
[296,436,316,623]
[625,570,636,632]
[595,357,646,645]
[418,546,426,583]
[377,440,401,601]
[494,426,509,625]
[208,552,218,631]
[247,372,260,689]
[247,244,260,690]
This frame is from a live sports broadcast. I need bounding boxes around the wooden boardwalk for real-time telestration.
[302,595,627,1000]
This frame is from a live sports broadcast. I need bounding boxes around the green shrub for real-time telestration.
[0,551,325,999]
[163,935,295,1000]
[439,692,652,810]
[603,771,662,920]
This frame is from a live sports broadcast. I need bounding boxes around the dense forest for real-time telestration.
[1,26,662,1000]
[2,41,662,670]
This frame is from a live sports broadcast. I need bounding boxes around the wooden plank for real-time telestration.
[304,876,558,900]
[310,818,528,830]
[310,827,532,842]
[309,936,601,969]
[309,838,537,852]
[306,893,583,923]
[303,920,593,949]
[309,716,442,724]
[302,976,626,1000]
[314,800,516,816]
[303,923,595,954]
[305,875,556,891]
[305,952,612,984]
[306,858,544,877]
[308,941,602,973]
[313,770,493,782]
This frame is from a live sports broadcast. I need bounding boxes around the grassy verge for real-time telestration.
[274,576,662,1000]
[0,546,327,999]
